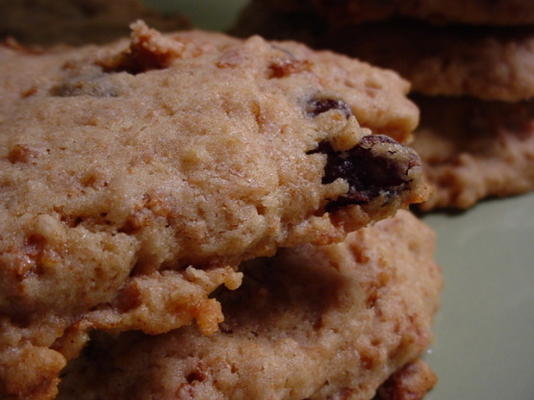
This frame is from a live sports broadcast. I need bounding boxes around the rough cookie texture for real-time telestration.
[375,359,437,400]
[0,23,425,399]
[234,5,534,208]
[320,22,534,103]
[0,0,190,45]
[412,96,534,210]
[234,7,534,102]
[58,211,442,400]
[258,0,534,26]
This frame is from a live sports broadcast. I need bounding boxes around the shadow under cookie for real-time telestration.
[58,211,442,400]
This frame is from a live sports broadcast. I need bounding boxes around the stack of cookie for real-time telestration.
[235,0,534,210]
[58,211,441,400]
[0,9,441,400]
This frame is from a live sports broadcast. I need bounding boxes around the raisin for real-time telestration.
[314,135,420,211]
[306,97,352,118]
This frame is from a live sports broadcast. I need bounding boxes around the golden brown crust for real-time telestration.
[0,24,424,399]
[233,4,534,208]
[58,211,442,400]
[234,6,534,102]
[412,96,534,210]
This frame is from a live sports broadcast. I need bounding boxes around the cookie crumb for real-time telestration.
[98,20,187,74]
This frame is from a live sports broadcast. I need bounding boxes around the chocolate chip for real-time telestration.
[306,97,352,118]
[315,135,420,211]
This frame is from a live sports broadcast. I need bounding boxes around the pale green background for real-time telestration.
[145,0,249,30]
[144,1,534,398]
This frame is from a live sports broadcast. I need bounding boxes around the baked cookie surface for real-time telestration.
[260,0,534,26]
[375,359,437,400]
[58,210,442,400]
[326,22,534,102]
[234,7,534,102]
[0,0,190,45]
[0,23,425,399]
[234,4,534,210]
[412,97,534,211]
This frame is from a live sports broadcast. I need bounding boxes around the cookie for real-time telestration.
[0,0,190,45]
[375,359,437,400]
[0,22,426,399]
[412,96,534,210]
[58,210,442,400]
[320,22,534,103]
[258,0,534,26]
[234,6,534,209]
[234,7,534,102]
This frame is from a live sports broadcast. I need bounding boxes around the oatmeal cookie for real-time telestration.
[234,7,534,208]
[234,8,534,102]
[322,22,534,102]
[412,96,534,210]
[0,23,425,399]
[258,0,534,26]
[375,359,437,400]
[0,0,190,45]
[58,210,442,400]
